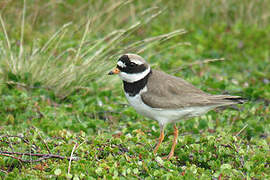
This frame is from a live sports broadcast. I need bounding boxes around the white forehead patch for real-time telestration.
[117,61,126,68]
[129,58,144,65]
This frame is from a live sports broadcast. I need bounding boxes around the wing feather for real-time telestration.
[141,70,241,109]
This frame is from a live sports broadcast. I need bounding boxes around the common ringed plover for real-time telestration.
[108,54,244,159]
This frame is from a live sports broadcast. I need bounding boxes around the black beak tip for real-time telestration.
[108,71,114,75]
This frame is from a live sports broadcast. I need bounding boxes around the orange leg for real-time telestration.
[153,127,164,154]
[163,124,178,159]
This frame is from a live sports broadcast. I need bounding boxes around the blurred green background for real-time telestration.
[0,0,269,179]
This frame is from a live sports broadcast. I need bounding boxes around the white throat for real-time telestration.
[119,67,151,83]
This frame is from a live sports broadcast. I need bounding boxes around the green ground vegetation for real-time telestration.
[0,0,269,179]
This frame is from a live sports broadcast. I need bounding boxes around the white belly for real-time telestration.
[125,91,213,126]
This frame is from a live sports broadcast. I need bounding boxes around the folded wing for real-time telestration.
[141,70,244,109]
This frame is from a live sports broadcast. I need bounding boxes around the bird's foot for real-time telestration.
[162,152,174,160]
[153,148,158,155]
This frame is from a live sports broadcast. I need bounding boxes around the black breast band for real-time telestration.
[123,70,152,97]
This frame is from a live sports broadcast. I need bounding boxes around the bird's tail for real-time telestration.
[223,96,246,104]
[208,95,246,106]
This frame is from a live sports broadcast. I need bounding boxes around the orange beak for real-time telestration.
[108,67,120,75]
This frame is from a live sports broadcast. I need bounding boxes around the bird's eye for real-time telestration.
[130,62,136,67]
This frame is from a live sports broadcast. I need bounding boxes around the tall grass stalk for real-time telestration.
[0,1,186,98]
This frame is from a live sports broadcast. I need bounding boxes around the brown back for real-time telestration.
[141,70,241,109]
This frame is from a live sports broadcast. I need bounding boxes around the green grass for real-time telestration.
[0,0,270,179]
[0,0,185,98]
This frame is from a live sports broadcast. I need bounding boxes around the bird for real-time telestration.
[108,53,244,159]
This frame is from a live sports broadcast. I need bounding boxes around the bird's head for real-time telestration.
[108,54,151,83]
